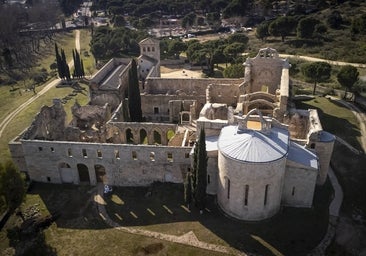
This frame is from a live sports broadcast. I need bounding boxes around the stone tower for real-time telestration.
[138,38,161,78]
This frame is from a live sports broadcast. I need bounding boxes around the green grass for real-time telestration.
[104,182,332,255]
[79,29,96,76]
[0,183,235,256]
[295,97,362,151]
[0,84,88,163]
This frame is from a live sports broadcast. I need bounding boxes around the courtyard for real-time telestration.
[1,179,332,255]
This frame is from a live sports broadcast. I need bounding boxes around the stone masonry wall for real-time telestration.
[21,140,192,186]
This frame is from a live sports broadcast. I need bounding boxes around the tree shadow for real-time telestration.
[27,178,332,256]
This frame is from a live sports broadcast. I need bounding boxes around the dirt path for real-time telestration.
[0,30,80,140]
[279,54,366,68]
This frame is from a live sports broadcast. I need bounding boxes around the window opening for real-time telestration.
[264,184,269,206]
[244,185,249,206]
[82,149,87,158]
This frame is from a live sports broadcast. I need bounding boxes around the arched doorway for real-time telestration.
[59,162,73,183]
[94,164,106,183]
[77,163,90,184]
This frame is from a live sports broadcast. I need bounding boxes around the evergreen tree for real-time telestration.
[128,59,142,122]
[0,161,25,213]
[195,128,208,212]
[75,49,82,78]
[61,49,71,81]
[184,172,192,208]
[72,49,77,78]
[80,59,85,77]
[55,43,64,79]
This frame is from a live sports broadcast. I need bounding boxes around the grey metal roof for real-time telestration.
[287,141,318,170]
[100,64,126,89]
[319,131,335,143]
[218,125,289,163]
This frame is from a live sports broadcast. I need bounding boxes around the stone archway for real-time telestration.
[140,129,148,144]
[95,164,106,183]
[77,163,90,184]
[59,162,73,183]
[153,130,162,145]
[126,128,134,144]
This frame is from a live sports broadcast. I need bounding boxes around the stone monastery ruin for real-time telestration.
[9,38,335,221]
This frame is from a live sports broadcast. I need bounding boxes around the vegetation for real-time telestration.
[337,65,359,95]
[128,59,142,122]
[89,26,148,61]
[0,161,25,214]
[185,128,207,211]
[301,62,332,95]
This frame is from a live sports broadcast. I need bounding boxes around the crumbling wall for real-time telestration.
[23,99,66,141]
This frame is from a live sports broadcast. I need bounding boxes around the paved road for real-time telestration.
[0,30,80,140]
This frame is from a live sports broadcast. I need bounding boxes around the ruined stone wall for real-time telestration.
[141,94,205,122]
[282,161,317,208]
[145,77,241,95]
[9,136,27,173]
[106,122,177,145]
[20,140,191,186]
[206,83,240,105]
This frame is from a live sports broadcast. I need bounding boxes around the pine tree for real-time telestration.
[128,59,142,122]
[195,128,208,212]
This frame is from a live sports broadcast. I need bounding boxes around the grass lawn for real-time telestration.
[0,183,236,256]
[0,83,89,163]
[295,96,363,151]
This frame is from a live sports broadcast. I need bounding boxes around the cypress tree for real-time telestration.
[61,49,71,81]
[184,172,192,208]
[80,59,85,77]
[55,43,64,79]
[72,49,77,78]
[75,49,82,78]
[195,128,208,212]
[128,59,142,122]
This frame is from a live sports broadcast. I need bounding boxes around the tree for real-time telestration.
[184,172,192,208]
[128,59,142,122]
[352,14,366,34]
[61,49,70,81]
[223,42,246,63]
[55,43,64,79]
[182,12,196,31]
[0,161,25,213]
[301,62,331,95]
[337,65,359,96]
[227,33,249,44]
[195,128,208,212]
[297,17,320,39]
[327,10,343,29]
[269,16,297,42]
[256,22,270,42]
[223,64,243,78]
[168,40,187,59]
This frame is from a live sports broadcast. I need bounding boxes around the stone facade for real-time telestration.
[9,41,335,222]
